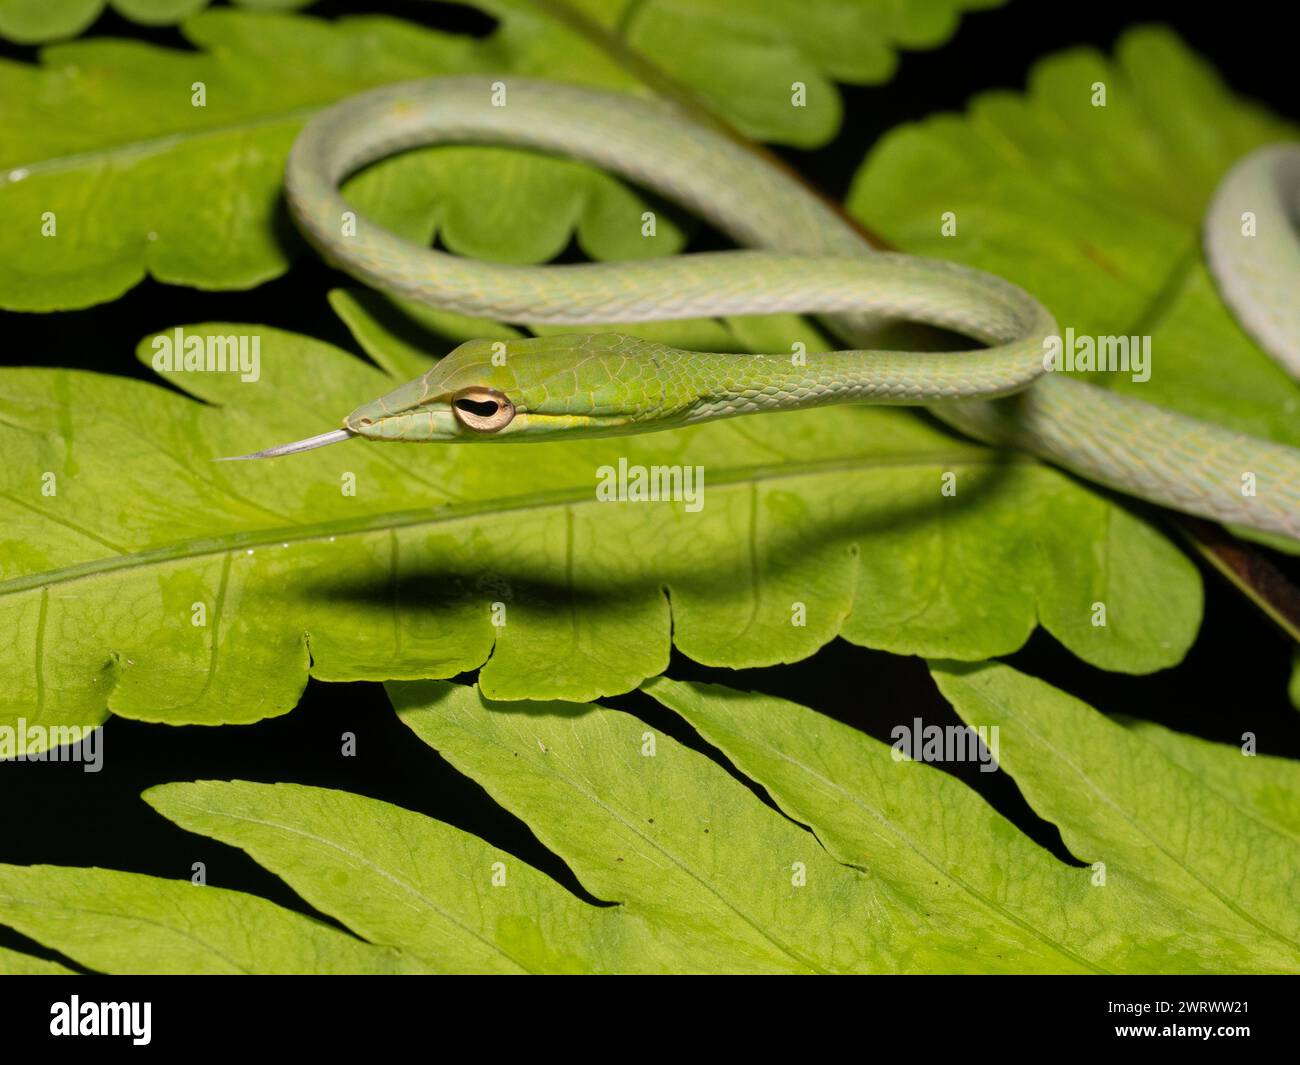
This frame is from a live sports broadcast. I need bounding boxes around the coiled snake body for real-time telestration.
[225,78,1300,542]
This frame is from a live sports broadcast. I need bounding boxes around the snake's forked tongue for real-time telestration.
[214,428,356,461]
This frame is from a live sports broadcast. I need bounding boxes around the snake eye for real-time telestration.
[451,387,515,432]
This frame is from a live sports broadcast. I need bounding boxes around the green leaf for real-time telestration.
[645,671,1300,973]
[0,0,102,43]
[0,313,1199,746]
[477,0,1007,148]
[929,660,1300,970]
[390,678,988,973]
[326,287,521,382]
[0,865,432,973]
[0,1,1001,309]
[0,943,74,973]
[5,666,1295,972]
[846,25,1300,449]
[338,141,690,269]
[0,1,314,44]
[1117,717,1300,841]
[0,1,319,44]
[0,11,484,309]
[143,779,659,974]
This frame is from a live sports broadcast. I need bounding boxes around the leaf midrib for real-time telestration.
[972,678,1300,954]
[0,105,323,184]
[728,737,1106,973]
[0,448,1029,598]
[155,795,538,974]
[430,702,829,974]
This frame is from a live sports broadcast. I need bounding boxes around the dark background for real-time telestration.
[2,0,1298,965]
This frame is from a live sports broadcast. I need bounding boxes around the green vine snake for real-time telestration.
[223,77,1300,542]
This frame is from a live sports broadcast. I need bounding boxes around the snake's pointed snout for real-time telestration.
[214,428,357,461]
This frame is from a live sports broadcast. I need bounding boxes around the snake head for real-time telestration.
[344,333,675,443]
[217,333,683,459]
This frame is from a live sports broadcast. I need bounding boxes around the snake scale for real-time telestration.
[224,78,1300,542]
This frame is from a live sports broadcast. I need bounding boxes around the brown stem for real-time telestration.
[1173,518,1300,643]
